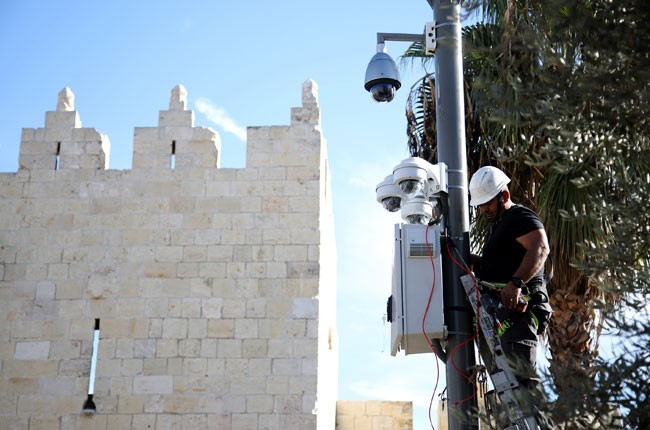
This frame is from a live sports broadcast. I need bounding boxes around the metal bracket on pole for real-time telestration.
[376,32,426,45]
[425,22,437,54]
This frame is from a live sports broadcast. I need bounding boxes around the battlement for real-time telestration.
[16,81,322,173]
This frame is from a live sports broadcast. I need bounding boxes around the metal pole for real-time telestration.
[432,1,478,429]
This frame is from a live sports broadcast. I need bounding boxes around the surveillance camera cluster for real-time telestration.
[364,44,402,103]
[376,157,448,224]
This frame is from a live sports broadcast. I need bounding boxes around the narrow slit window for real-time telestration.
[55,142,61,170]
[171,140,176,170]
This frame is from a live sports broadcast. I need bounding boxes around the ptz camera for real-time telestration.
[364,47,401,103]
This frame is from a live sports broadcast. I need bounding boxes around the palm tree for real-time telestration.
[401,0,650,426]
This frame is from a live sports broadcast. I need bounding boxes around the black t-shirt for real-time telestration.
[475,205,546,289]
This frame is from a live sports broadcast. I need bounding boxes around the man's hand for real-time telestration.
[501,281,522,310]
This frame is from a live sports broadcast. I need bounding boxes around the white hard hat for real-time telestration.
[469,166,511,206]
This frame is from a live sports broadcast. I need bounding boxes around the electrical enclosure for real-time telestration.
[390,223,445,356]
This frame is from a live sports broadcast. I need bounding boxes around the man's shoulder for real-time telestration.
[510,204,541,219]
[507,204,544,231]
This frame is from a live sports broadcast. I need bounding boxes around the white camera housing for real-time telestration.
[401,197,434,225]
[364,45,402,103]
[392,157,447,197]
[376,175,403,212]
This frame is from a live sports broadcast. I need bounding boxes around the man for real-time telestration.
[469,166,553,388]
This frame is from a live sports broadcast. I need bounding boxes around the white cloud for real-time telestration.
[195,98,247,142]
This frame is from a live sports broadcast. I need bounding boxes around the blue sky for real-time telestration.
[0,1,458,427]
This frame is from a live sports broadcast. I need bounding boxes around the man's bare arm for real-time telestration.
[513,228,549,282]
[501,228,549,308]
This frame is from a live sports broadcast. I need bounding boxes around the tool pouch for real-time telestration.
[529,292,553,335]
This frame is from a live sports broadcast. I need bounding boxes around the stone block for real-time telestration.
[183,245,207,262]
[160,278,190,297]
[201,298,223,318]
[266,375,288,395]
[187,319,207,338]
[35,281,56,300]
[242,339,267,358]
[271,358,302,376]
[116,338,134,358]
[49,339,81,359]
[177,262,199,278]
[247,394,274,413]
[290,375,317,394]
[292,297,319,319]
[134,339,156,359]
[247,358,271,376]
[181,299,201,318]
[200,339,217,358]
[7,377,38,395]
[162,318,188,339]
[118,395,144,414]
[158,110,194,127]
[156,339,178,358]
[76,415,107,430]
[182,357,206,375]
[105,414,134,429]
[216,339,241,358]
[258,319,306,338]
[44,111,81,128]
[120,358,144,377]
[143,358,167,376]
[234,319,258,339]
[117,299,147,319]
[42,320,69,340]
[264,299,291,318]
[178,339,201,358]
[40,376,80,396]
[273,394,303,414]
[162,394,198,414]
[14,341,50,360]
[133,375,173,395]
[132,414,156,429]
[27,416,61,430]
[155,245,183,262]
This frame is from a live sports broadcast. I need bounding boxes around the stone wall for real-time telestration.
[335,401,412,430]
[0,81,338,429]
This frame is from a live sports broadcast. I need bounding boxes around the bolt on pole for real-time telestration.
[432,1,479,429]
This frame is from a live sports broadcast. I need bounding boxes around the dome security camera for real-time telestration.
[393,157,448,197]
[376,175,403,212]
[364,50,401,103]
[393,157,429,196]
[401,197,434,225]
